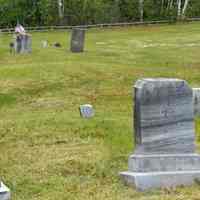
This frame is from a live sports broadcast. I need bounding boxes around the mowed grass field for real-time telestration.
[1,22,200,200]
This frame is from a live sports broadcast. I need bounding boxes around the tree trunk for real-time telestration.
[160,0,165,15]
[182,0,189,19]
[58,0,64,19]
[139,0,144,22]
[166,0,173,15]
[170,0,174,10]
[177,0,182,19]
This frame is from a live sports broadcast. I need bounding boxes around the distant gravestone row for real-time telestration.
[120,78,200,191]
[12,28,85,54]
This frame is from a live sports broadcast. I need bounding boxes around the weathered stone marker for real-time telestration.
[120,78,200,191]
[14,34,32,54]
[0,181,11,200]
[70,28,85,53]
[79,104,95,118]
[41,40,48,48]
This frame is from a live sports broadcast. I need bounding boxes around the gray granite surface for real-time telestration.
[134,78,195,154]
[70,28,85,53]
[15,34,32,54]
[120,78,200,191]
[120,171,200,191]
[128,154,200,172]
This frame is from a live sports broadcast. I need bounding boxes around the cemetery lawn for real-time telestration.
[1,22,200,200]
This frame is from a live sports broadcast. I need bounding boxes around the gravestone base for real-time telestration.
[0,182,10,200]
[120,170,200,191]
[128,154,200,172]
[120,153,200,190]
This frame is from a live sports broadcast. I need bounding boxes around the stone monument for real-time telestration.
[70,28,85,53]
[120,78,200,191]
[0,181,10,200]
[14,34,32,54]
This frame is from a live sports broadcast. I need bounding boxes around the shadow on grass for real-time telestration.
[0,81,65,109]
[0,93,16,108]
[12,81,65,97]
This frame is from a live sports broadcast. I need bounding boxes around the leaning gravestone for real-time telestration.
[0,181,10,200]
[14,34,32,54]
[70,28,85,53]
[120,78,200,191]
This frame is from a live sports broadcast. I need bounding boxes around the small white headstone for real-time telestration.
[0,181,11,200]
[79,104,94,118]
[41,40,48,48]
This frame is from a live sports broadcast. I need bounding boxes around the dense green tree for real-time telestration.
[0,0,199,27]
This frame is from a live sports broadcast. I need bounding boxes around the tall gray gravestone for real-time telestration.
[70,28,85,53]
[120,78,200,191]
[0,181,10,200]
[14,34,32,54]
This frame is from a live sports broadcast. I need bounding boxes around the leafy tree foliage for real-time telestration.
[0,0,198,27]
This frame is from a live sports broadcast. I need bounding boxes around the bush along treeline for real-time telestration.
[0,0,199,27]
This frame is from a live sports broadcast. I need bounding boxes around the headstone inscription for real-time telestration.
[120,78,200,191]
[70,28,85,53]
[14,34,32,54]
[0,181,11,200]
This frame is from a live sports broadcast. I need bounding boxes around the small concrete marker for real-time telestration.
[0,181,11,200]
[79,104,94,118]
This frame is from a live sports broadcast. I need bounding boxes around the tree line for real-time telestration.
[0,0,200,27]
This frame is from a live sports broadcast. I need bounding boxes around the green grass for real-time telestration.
[1,22,200,199]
